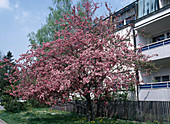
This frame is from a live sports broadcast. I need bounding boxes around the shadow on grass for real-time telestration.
[0,109,85,124]
[26,113,84,124]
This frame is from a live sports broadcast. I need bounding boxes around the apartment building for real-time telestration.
[136,0,170,101]
[107,0,170,101]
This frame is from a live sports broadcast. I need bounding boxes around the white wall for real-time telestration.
[139,71,152,83]
[139,63,170,101]
[140,60,170,83]
[115,26,134,47]
[142,43,170,60]
[152,66,170,78]
[139,88,170,101]
[136,33,150,46]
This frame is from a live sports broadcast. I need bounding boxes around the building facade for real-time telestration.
[108,0,170,101]
[136,0,170,101]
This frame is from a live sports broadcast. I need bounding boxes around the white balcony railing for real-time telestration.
[139,81,170,89]
[141,38,170,51]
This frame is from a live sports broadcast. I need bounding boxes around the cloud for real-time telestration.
[14,1,29,23]
[22,10,29,18]
[14,10,30,23]
[0,0,12,10]
[22,26,33,36]
[14,1,19,9]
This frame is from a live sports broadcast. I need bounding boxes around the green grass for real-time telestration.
[0,108,154,124]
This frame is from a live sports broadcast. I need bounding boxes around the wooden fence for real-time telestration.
[54,101,170,123]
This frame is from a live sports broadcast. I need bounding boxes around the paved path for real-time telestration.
[0,105,6,124]
[0,119,6,124]
[0,105,4,110]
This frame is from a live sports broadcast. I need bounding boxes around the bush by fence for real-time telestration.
[54,101,170,123]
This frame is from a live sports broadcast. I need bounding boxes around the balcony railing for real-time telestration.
[139,81,170,89]
[141,38,170,51]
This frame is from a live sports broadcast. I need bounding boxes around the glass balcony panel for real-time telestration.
[152,83,167,88]
[139,84,151,89]
[141,38,170,51]
[149,41,163,49]
[138,0,159,18]
[139,82,170,89]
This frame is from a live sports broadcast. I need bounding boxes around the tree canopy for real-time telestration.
[7,1,156,121]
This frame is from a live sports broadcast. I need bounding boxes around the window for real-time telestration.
[152,34,165,43]
[114,6,136,29]
[126,16,135,24]
[155,76,161,82]
[167,32,170,38]
[162,75,169,81]
[161,0,170,8]
[154,75,170,82]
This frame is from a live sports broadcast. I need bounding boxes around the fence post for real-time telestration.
[53,100,170,123]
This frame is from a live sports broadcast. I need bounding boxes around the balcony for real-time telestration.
[141,38,170,51]
[139,81,170,89]
[135,6,170,35]
[141,38,170,60]
[139,81,170,101]
[137,0,170,19]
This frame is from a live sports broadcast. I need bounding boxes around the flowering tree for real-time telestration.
[7,1,156,121]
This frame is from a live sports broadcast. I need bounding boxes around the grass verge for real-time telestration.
[0,108,153,124]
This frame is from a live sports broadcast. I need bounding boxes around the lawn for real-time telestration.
[0,108,152,124]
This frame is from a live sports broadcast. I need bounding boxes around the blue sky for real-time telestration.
[0,0,134,60]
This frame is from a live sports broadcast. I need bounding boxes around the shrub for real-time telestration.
[1,94,27,113]
[28,99,49,108]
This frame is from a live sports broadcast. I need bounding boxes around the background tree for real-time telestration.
[0,52,28,113]
[0,51,14,95]
[28,0,72,46]
[28,0,91,46]
[0,51,3,60]
[8,1,157,120]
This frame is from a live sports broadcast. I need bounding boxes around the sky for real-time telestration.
[0,0,135,60]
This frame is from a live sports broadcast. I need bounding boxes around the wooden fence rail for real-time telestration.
[54,101,170,123]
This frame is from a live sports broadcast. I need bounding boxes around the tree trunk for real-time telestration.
[86,93,94,121]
